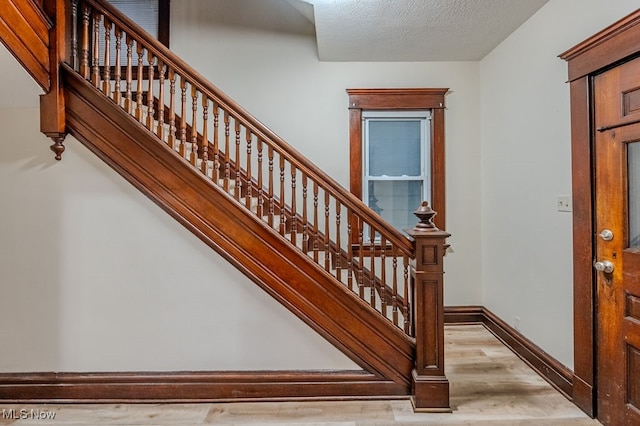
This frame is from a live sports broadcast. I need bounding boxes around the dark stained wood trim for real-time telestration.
[444,306,574,402]
[0,371,406,402]
[408,230,451,412]
[559,9,640,82]
[560,10,640,418]
[481,308,574,401]
[349,108,362,199]
[346,88,448,231]
[443,305,485,324]
[567,76,596,417]
[158,0,170,47]
[431,106,445,231]
[61,64,415,392]
[347,88,448,110]
[0,0,52,91]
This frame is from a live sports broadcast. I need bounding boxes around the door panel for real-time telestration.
[629,142,640,247]
[594,56,640,426]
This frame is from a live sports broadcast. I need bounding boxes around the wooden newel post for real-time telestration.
[406,201,451,413]
[41,0,72,160]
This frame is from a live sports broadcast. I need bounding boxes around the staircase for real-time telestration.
[0,0,450,410]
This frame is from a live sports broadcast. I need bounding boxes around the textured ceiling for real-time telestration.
[304,0,549,61]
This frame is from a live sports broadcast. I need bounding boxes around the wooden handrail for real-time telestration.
[81,0,414,258]
[72,0,418,335]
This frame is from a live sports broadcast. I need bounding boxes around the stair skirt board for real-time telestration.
[60,66,415,393]
[0,371,407,402]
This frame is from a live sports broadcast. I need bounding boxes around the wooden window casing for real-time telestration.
[347,88,448,231]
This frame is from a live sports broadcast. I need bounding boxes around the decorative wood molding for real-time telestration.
[346,88,447,231]
[559,9,640,82]
[444,306,574,401]
[347,88,449,110]
[0,371,405,403]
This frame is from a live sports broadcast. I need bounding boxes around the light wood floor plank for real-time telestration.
[0,325,600,425]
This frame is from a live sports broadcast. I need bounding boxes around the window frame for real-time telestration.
[105,0,171,47]
[363,110,432,234]
[347,88,448,231]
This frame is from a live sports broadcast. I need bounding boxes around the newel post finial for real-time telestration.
[406,201,451,413]
[413,201,438,231]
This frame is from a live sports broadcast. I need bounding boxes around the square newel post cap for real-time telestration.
[406,201,450,238]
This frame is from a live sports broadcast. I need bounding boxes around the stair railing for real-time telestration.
[70,0,421,335]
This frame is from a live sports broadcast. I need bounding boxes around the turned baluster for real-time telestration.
[290,165,297,246]
[135,43,144,121]
[347,215,354,291]
[91,11,101,87]
[124,35,133,113]
[245,129,253,209]
[71,0,79,70]
[335,200,342,281]
[102,17,111,96]
[79,4,90,79]
[301,175,308,252]
[146,53,155,131]
[392,248,399,328]
[257,139,264,218]
[403,255,410,334]
[167,68,176,148]
[358,219,365,299]
[212,102,220,182]
[279,155,286,235]
[201,94,209,174]
[234,120,241,199]
[380,236,387,315]
[369,225,376,307]
[156,60,166,141]
[179,76,187,157]
[268,146,275,227]
[312,183,319,262]
[113,26,122,105]
[324,191,330,272]
[223,111,230,192]
[190,86,199,166]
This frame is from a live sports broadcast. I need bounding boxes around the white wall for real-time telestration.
[171,0,483,306]
[4,0,635,375]
[480,0,639,369]
[0,0,482,372]
[0,47,356,372]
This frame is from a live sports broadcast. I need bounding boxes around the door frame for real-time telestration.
[560,9,640,417]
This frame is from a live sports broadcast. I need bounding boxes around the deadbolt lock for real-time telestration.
[599,229,614,241]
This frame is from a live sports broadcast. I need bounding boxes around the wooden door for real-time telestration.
[594,55,640,426]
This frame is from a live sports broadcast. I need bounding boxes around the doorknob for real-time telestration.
[594,260,614,273]
[599,229,614,241]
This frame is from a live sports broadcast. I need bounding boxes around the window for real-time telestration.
[97,0,170,68]
[105,0,170,46]
[364,111,431,232]
[347,88,447,231]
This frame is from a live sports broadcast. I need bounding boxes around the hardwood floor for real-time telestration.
[0,325,599,425]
